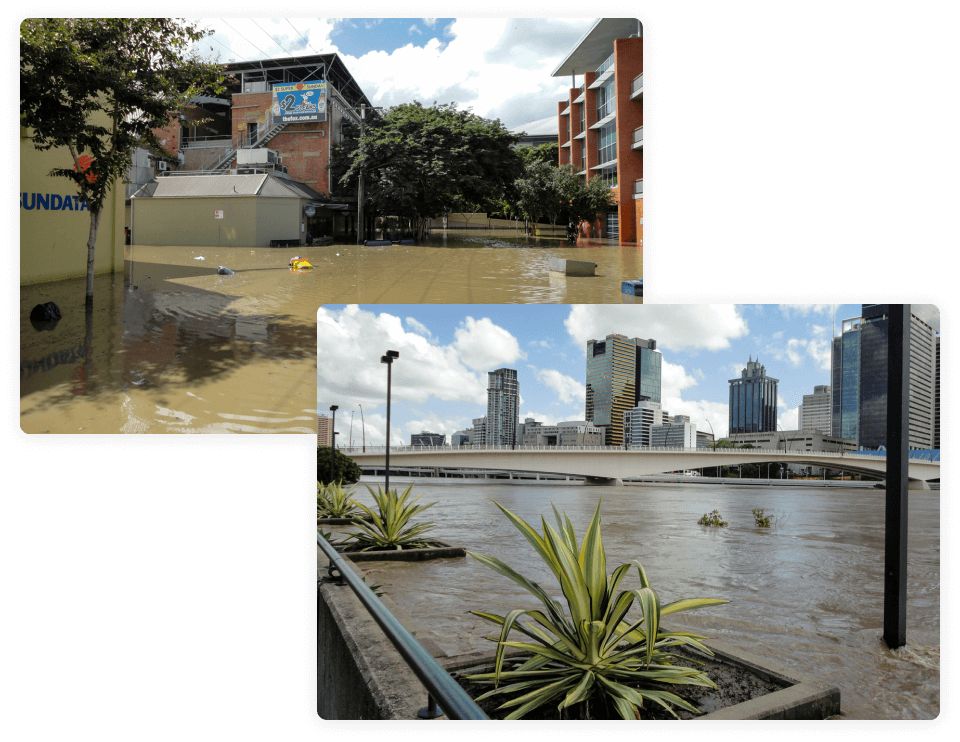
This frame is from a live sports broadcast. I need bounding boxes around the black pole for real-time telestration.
[884,304,910,649]
[385,362,391,494]
[330,405,338,484]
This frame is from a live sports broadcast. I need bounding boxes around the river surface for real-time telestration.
[329,479,940,720]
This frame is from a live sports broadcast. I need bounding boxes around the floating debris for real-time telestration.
[217,266,235,275]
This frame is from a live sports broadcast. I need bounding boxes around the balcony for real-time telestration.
[632,126,643,150]
[633,179,643,199]
[631,73,643,100]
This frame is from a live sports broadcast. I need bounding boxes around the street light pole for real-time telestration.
[359,404,366,452]
[329,405,338,484]
[381,350,400,493]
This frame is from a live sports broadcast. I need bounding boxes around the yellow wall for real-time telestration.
[132,195,303,247]
[20,126,125,285]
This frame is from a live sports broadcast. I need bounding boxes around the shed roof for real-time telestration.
[132,174,325,201]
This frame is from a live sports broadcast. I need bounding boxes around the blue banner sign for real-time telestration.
[21,192,89,211]
[272,80,327,123]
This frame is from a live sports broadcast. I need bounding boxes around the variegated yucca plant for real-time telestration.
[340,484,437,551]
[317,481,361,520]
[466,500,729,720]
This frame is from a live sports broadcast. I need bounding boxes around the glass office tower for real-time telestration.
[486,368,519,447]
[586,334,662,446]
[728,357,779,434]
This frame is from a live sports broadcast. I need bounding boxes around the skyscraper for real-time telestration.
[317,414,332,446]
[486,368,519,447]
[798,385,832,434]
[831,305,939,449]
[585,334,663,446]
[728,357,778,434]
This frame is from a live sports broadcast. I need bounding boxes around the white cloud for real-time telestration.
[534,368,586,405]
[408,24,422,36]
[453,316,525,371]
[807,338,832,371]
[405,317,432,337]
[423,18,438,28]
[317,305,487,411]
[658,359,729,438]
[564,305,749,353]
[779,406,800,431]
[778,304,839,317]
[772,330,784,339]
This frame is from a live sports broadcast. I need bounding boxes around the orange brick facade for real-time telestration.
[558,37,643,246]
[229,92,333,195]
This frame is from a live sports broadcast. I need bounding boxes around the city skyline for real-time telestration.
[316,303,907,447]
[192,17,594,131]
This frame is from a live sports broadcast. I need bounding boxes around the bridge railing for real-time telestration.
[334,444,926,462]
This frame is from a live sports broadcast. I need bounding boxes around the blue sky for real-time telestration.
[316,303,904,446]
[194,17,592,130]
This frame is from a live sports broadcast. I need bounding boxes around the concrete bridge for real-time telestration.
[340,445,940,488]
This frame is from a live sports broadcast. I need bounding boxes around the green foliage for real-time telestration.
[466,500,728,720]
[517,141,559,167]
[752,509,771,528]
[698,510,728,527]
[340,485,437,551]
[317,448,362,485]
[318,528,334,542]
[317,481,361,519]
[514,159,560,227]
[336,102,523,239]
[21,19,225,300]
[561,166,619,231]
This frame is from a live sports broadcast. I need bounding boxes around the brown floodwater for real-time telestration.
[21,237,639,432]
[325,479,940,720]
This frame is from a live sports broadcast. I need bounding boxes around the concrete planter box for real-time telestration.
[549,257,597,276]
[440,641,840,720]
[334,539,466,562]
[317,515,373,526]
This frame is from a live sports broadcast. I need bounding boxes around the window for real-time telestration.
[596,79,616,121]
[598,122,617,165]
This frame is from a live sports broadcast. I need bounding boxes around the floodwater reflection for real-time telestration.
[20,247,317,433]
[326,480,940,720]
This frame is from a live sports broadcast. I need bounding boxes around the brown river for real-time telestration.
[20,237,639,433]
[326,479,940,720]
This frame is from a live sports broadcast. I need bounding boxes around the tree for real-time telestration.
[21,18,225,306]
[317,448,362,485]
[516,141,559,167]
[561,166,619,236]
[339,102,523,240]
[513,159,560,231]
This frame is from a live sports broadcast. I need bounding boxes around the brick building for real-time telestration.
[552,18,643,244]
[136,53,372,242]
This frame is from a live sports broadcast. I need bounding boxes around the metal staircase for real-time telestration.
[197,107,288,174]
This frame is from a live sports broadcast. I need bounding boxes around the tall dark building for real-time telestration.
[728,357,778,434]
[935,336,940,449]
[831,305,939,450]
[585,334,662,446]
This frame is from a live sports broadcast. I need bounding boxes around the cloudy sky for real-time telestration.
[192,17,593,131]
[316,303,889,446]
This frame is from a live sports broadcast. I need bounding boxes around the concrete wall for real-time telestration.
[132,196,303,246]
[20,125,125,285]
[317,553,432,720]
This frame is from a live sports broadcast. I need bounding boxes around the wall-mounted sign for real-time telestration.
[214,210,224,219]
[272,80,327,123]
[304,205,316,217]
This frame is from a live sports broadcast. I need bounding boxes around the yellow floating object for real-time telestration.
[289,259,313,269]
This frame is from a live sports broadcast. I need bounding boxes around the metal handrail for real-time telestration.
[317,533,489,720]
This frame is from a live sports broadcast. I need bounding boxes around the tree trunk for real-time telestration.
[85,208,101,307]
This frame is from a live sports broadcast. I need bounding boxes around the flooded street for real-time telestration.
[20,245,317,433]
[21,237,638,432]
[330,479,940,720]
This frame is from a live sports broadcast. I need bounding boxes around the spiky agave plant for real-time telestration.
[340,484,437,551]
[465,500,729,720]
[317,481,361,520]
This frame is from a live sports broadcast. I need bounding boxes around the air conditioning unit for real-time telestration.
[157,161,169,171]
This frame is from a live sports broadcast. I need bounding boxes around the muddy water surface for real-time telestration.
[21,237,638,432]
[330,480,940,720]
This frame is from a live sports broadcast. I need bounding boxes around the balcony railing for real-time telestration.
[633,126,644,146]
[632,73,644,97]
[318,533,489,720]
[634,179,644,195]
[596,52,615,76]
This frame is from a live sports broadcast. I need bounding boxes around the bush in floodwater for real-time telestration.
[752,509,772,528]
[698,509,728,527]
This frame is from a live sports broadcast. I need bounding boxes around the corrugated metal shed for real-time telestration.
[132,173,326,201]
